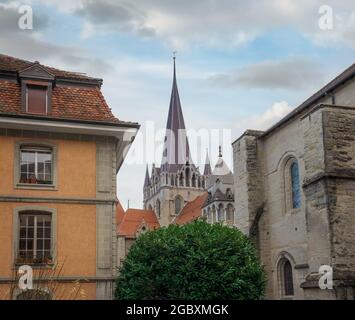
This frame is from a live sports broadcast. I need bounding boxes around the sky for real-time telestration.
[0,0,354,209]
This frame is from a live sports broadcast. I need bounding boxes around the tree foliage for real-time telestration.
[115,220,266,300]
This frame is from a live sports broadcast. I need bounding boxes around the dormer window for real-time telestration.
[19,63,54,115]
[26,84,48,114]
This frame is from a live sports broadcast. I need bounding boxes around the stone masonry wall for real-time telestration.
[302,105,355,299]
[232,130,264,236]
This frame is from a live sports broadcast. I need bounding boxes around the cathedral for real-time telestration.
[142,57,234,227]
[117,60,355,300]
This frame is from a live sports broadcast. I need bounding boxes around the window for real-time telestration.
[291,162,301,209]
[207,209,212,223]
[26,85,48,114]
[217,204,224,222]
[156,199,161,218]
[283,260,294,296]
[226,204,234,225]
[18,212,52,264]
[20,146,52,185]
[175,196,183,215]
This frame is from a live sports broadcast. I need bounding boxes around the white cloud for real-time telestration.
[35,0,355,50]
[234,101,294,137]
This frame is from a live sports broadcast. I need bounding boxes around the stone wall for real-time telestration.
[232,130,264,236]
[302,105,355,299]
[96,139,118,300]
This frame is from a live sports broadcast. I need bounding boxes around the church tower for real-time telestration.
[143,57,209,226]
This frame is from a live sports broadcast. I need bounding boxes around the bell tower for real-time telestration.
[143,56,208,226]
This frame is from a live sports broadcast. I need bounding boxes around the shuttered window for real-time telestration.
[26,85,47,114]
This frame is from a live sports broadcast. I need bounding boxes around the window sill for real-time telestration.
[15,183,57,191]
[14,259,55,267]
[285,207,302,215]
[14,262,55,269]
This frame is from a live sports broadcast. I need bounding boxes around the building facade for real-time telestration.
[0,54,139,300]
[233,63,355,300]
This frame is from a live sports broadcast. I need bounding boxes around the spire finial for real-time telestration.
[219,145,222,158]
[173,51,177,79]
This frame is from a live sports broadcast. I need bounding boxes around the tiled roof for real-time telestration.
[174,193,208,225]
[116,199,125,226]
[117,208,160,237]
[0,54,126,124]
[0,54,100,81]
[0,79,119,123]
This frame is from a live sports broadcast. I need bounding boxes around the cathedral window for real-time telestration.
[175,195,183,215]
[185,168,190,187]
[278,255,295,298]
[156,199,161,218]
[291,162,301,209]
[206,208,211,223]
[217,204,224,222]
[226,204,234,225]
[179,173,184,187]
[191,174,196,188]
[283,157,301,213]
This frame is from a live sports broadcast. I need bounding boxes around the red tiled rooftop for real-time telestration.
[116,199,125,226]
[0,53,99,81]
[117,208,160,237]
[174,193,208,225]
[0,54,133,124]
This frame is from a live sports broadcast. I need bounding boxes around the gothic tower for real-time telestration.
[143,57,210,226]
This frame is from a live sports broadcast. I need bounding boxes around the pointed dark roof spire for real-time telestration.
[203,150,212,176]
[161,54,192,173]
[218,145,222,158]
[144,164,150,188]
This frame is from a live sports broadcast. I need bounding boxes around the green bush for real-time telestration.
[115,220,266,300]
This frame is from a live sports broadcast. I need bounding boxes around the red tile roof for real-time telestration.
[0,53,100,81]
[0,54,126,124]
[174,193,208,225]
[116,199,125,226]
[117,208,160,237]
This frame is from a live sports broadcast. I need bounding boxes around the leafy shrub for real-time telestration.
[115,220,266,300]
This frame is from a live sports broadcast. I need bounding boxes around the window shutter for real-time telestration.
[27,85,47,114]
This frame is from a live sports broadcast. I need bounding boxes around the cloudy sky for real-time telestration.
[1,0,354,208]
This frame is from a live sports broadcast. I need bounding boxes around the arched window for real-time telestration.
[156,199,161,218]
[179,173,184,187]
[226,204,234,225]
[278,256,294,298]
[211,205,216,223]
[175,196,183,215]
[191,174,196,188]
[283,260,294,296]
[185,168,190,187]
[217,204,224,222]
[291,162,301,209]
[207,208,212,223]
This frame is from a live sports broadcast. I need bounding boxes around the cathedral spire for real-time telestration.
[161,55,192,173]
[144,164,150,188]
[203,150,212,176]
